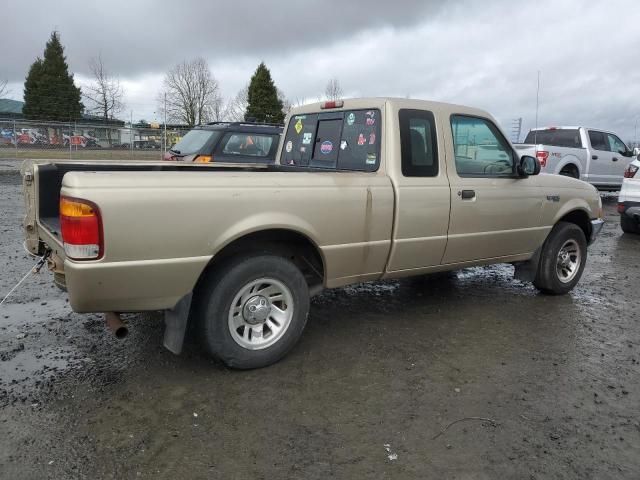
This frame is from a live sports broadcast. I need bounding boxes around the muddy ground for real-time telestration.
[0,159,638,479]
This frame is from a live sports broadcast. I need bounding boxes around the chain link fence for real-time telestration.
[0,118,191,161]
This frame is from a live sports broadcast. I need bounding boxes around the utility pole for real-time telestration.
[130,110,134,159]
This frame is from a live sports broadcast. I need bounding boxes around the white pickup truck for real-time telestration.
[515,127,636,190]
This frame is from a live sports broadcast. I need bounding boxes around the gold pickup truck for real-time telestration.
[22,98,604,368]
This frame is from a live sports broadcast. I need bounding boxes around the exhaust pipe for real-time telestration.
[104,312,128,339]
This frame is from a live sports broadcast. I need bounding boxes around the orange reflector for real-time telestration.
[194,155,213,163]
[60,197,97,217]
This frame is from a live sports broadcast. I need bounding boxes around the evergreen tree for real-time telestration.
[22,59,44,119]
[245,62,284,123]
[23,31,83,120]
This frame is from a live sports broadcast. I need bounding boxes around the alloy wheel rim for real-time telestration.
[556,239,581,283]
[227,278,294,350]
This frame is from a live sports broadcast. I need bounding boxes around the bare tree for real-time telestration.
[223,85,249,122]
[160,58,221,127]
[277,88,292,116]
[0,79,9,98]
[324,78,343,101]
[84,55,124,122]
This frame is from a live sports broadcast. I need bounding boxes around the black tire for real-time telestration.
[533,222,587,295]
[559,165,579,179]
[194,254,310,369]
[621,214,640,234]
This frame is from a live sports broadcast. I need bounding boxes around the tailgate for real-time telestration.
[21,160,49,256]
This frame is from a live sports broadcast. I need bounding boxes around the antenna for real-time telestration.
[534,70,541,144]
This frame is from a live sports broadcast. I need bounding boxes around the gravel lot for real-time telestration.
[0,159,638,479]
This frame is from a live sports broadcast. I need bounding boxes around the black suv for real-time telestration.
[164,122,283,164]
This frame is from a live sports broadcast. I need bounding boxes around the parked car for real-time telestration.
[134,140,161,150]
[618,157,640,233]
[23,98,604,369]
[164,122,282,163]
[515,126,635,190]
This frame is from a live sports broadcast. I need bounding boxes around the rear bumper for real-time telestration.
[64,255,210,313]
[589,219,604,245]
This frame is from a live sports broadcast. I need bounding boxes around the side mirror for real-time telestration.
[620,149,634,157]
[518,155,540,177]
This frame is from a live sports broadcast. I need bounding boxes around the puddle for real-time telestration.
[0,345,78,385]
[0,297,71,329]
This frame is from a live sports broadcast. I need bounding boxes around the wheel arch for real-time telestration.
[195,227,326,295]
[555,208,592,242]
[556,156,582,177]
[515,206,592,283]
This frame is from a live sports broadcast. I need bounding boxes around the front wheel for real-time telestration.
[533,222,587,295]
[195,254,310,369]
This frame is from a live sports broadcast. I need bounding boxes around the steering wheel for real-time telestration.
[483,160,512,174]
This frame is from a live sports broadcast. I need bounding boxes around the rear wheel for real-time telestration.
[195,254,310,369]
[559,165,579,179]
[621,214,640,234]
[533,222,587,295]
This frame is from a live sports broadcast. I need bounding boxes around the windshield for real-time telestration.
[171,129,220,154]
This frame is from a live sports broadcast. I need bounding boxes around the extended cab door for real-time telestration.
[385,108,451,272]
[442,114,545,264]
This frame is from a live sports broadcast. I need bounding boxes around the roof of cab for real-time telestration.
[287,97,493,119]
[195,122,283,134]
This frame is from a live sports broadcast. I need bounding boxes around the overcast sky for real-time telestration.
[2,0,640,141]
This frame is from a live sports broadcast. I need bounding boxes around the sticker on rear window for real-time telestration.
[366,111,375,126]
[295,118,303,134]
[320,141,333,154]
[366,153,376,165]
[340,140,348,150]
[347,113,355,126]
[302,132,312,144]
[358,133,366,146]
[369,133,376,145]
[285,140,293,153]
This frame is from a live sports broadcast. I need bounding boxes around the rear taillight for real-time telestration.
[624,164,638,178]
[60,196,103,260]
[194,155,213,163]
[536,150,549,168]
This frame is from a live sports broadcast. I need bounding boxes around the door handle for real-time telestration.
[612,157,619,162]
[592,155,598,160]
[459,189,475,200]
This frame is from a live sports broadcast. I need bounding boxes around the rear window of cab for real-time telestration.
[281,109,381,171]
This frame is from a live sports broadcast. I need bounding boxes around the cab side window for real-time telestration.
[607,133,627,154]
[451,115,514,177]
[588,131,609,151]
[399,109,438,177]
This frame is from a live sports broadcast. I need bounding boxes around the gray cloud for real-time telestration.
[0,0,445,81]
